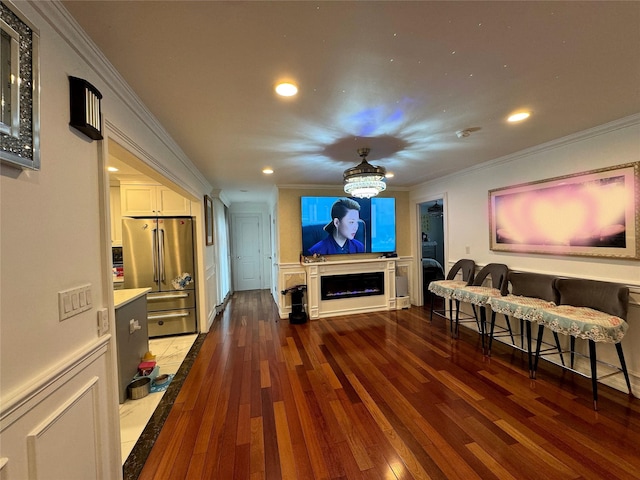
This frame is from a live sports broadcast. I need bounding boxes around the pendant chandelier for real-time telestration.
[427,200,443,216]
[343,147,387,199]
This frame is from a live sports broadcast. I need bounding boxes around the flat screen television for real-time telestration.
[301,196,396,256]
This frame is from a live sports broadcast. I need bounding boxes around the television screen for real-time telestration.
[301,196,396,256]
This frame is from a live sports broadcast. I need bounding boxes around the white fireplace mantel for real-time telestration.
[302,258,398,319]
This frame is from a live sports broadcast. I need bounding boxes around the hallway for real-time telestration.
[138,290,640,479]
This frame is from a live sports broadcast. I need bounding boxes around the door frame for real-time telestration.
[231,211,264,291]
[414,192,447,306]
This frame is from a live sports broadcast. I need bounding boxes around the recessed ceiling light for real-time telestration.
[262,168,274,175]
[508,111,531,122]
[107,166,118,172]
[385,172,395,179]
[275,82,298,97]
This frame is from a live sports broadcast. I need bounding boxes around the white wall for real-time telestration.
[202,195,234,328]
[0,2,213,478]
[410,115,640,394]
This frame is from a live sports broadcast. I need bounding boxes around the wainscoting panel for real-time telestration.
[206,263,218,328]
[0,337,119,480]
[27,378,100,480]
[277,263,307,318]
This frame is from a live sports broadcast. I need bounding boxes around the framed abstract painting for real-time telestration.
[489,162,639,260]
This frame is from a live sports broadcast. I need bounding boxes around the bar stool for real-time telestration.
[533,278,631,410]
[451,263,509,354]
[487,271,563,377]
[428,259,475,334]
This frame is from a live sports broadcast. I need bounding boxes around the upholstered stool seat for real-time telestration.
[453,286,502,305]
[534,305,628,344]
[489,294,555,321]
[428,279,468,299]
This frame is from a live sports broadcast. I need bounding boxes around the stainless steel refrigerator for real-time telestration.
[122,217,197,337]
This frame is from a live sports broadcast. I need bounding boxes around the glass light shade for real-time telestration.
[344,175,387,198]
[343,148,387,198]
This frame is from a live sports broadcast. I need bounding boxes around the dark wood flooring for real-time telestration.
[138,290,640,479]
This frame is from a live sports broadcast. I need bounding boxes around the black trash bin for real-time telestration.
[281,285,307,324]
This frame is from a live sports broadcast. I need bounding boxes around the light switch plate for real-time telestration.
[97,308,109,335]
[58,284,92,321]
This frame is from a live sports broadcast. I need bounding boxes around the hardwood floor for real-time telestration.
[138,290,640,480]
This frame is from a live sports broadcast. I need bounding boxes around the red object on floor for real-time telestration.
[138,361,156,376]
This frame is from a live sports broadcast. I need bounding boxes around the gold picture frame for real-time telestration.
[205,195,214,246]
[489,162,640,260]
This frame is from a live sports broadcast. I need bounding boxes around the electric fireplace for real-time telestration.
[300,258,404,319]
[321,272,384,300]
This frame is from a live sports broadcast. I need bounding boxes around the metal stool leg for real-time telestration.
[526,321,533,378]
[480,306,487,355]
[533,324,545,379]
[429,293,435,322]
[615,342,632,394]
[449,298,455,333]
[588,340,598,410]
[553,332,565,366]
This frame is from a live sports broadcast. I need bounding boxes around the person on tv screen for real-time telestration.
[309,198,365,255]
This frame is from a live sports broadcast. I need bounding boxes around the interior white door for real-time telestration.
[232,213,262,291]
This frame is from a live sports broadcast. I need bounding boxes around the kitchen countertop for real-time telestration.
[114,288,151,309]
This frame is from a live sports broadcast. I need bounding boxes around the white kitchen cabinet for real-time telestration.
[120,184,191,217]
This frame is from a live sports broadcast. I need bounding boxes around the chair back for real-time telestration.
[554,278,629,320]
[508,271,559,303]
[471,263,509,295]
[446,259,476,283]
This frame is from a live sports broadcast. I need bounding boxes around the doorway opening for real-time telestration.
[419,199,445,305]
[102,137,202,467]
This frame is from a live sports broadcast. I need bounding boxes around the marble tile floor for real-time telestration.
[119,334,198,463]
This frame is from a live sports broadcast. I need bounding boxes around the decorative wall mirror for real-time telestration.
[1,19,19,137]
[0,2,40,170]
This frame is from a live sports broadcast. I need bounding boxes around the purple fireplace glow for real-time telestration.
[321,272,385,300]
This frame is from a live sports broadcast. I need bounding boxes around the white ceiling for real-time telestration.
[62,1,640,204]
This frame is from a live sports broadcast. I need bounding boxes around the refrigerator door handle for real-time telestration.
[159,228,166,283]
[147,293,190,300]
[152,228,159,282]
[148,311,190,320]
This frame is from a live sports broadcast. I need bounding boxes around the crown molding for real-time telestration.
[30,0,211,194]
[414,113,640,188]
